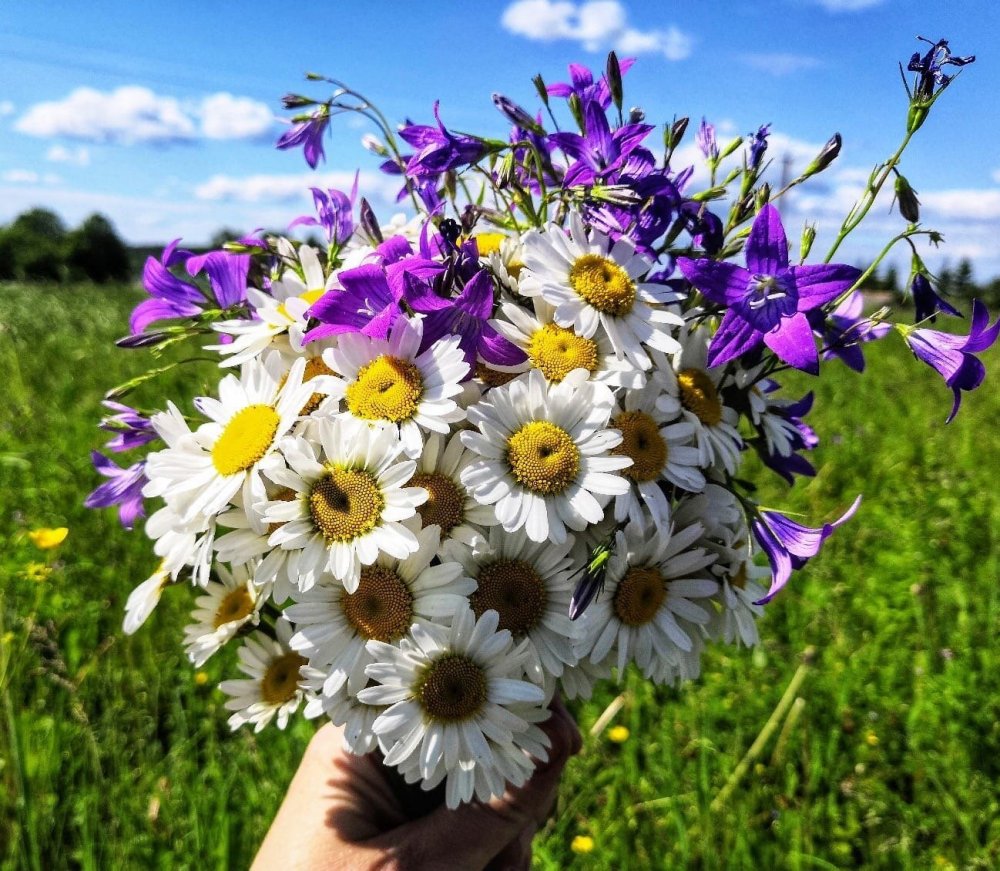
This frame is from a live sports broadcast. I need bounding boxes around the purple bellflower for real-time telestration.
[185,250,251,310]
[304,237,444,343]
[752,495,862,604]
[812,291,891,373]
[908,38,975,101]
[547,59,635,110]
[677,205,861,374]
[755,388,819,485]
[290,181,357,246]
[276,107,330,169]
[85,452,147,530]
[696,118,718,161]
[748,124,770,170]
[129,240,202,335]
[99,402,157,453]
[904,299,999,422]
[398,103,487,181]
[549,101,654,187]
[911,272,961,323]
[407,269,526,372]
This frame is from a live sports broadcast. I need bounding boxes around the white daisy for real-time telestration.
[519,211,684,369]
[220,619,307,732]
[412,431,497,556]
[262,416,426,593]
[300,666,382,754]
[358,607,549,808]
[322,316,469,458]
[122,560,175,635]
[145,503,217,588]
[576,521,718,683]
[460,368,631,544]
[182,563,264,666]
[608,383,706,529]
[209,243,336,366]
[482,230,525,294]
[490,298,645,388]
[284,524,474,696]
[449,527,580,691]
[653,327,743,475]
[143,358,313,530]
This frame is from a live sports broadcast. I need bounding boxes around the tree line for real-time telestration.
[0,208,131,284]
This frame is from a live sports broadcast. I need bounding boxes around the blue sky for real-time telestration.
[2,0,999,277]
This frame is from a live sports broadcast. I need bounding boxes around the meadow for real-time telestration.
[0,281,997,870]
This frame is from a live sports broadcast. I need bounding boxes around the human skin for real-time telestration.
[252,697,583,870]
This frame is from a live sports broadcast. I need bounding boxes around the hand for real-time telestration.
[252,697,583,871]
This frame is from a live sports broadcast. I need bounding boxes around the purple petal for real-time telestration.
[763,313,819,374]
[129,298,200,335]
[792,263,862,311]
[965,299,1000,352]
[745,205,788,275]
[478,324,527,367]
[706,310,762,368]
[676,258,749,305]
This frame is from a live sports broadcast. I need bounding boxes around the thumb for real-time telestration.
[371,698,582,870]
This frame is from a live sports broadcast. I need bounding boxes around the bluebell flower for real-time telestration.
[99,402,157,453]
[905,299,999,422]
[129,240,202,335]
[752,496,862,603]
[678,205,861,373]
[290,182,356,246]
[911,273,961,323]
[748,124,770,170]
[84,452,147,530]
[276,107,329,169]
[908,38,975,101]
[811,292,891,373]
[398,102,486,180]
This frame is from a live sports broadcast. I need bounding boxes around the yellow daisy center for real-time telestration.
[677,368,723,426]
[527,324,599,382]
[475,362,519,387]
[416,653,488,722]
[260,652,307,705]
[613,566,667,627]
[506,421,580,495]
[410,472,465,536]
[275,288,326,323]
[474,232,506,257]
[300,356,337,415]
[568,253,636,317]
[611,411,667,482]
[212,587,256,629]
[341,565,414,642]
[211,405,281,477]
[471,559,548,637]
[345,355,424,423]
[309,468,385,542]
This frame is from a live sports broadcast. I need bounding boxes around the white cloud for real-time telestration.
[15,86,273,145]
[194,170,398,205]
[199,93,274,140]
[0,101,14,117]
[811,0,885,10]
[46,144,91,166]
[501,0,692,61]
[1,169,61,185]
[921,189,1000,222]
[740,53,821,77]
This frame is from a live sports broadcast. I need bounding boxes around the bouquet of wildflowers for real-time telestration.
[87,39,996,808]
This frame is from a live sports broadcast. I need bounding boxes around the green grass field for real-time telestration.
[1,281,997,870]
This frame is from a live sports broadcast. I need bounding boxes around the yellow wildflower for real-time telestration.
[607,725,630,744]
[571,835,595,855]
[28,527,68,550]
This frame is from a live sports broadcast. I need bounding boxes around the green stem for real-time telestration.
[823,130,915,263]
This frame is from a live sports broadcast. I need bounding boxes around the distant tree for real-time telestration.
[10,207,66,243]
[883,264,899,295]
[937,264,954,296]
[953,258,975,299]
[209,227,244,250]
[65,213,132,283]
[0,231,16,280]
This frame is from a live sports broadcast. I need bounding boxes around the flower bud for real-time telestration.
[361,133,388,156]
[532,73,549,108]
[628,106,645,124]
[567,93,585,132]
[755,183,771,211]
[358,197,383,245]
[492,93,543,134]
[495,152,516,190]
[281,93,315,110]
[606,51,624,113]
[799,224,817,262]
[894,174,920,223]
[803,133,842,177]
